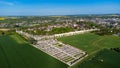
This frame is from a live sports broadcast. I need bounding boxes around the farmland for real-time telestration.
[58,33,120,54]
[0,32,120,68]
[0,34,68,68]
[58,33,120,68]
[0,17,5,20]
[78,49,120,68]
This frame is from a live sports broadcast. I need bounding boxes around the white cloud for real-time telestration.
[0,1,14,6]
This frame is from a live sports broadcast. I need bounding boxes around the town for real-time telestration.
[0,0,120,68]
[0,14,120,68]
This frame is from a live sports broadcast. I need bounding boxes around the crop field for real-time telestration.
[58,33,120,68]
[0,34,68,68]
[58,33,120,54]
[78,49,120,68]
[0,33,120,68]
[0,17,5,20]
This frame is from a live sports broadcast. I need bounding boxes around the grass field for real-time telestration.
[58,33,120,68]
[0,34,68,68]
[58,33,120,54]
[0,33,120,68]
[78,49,120,68]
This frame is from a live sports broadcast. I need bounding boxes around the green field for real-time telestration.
[1,33,120,68]
[78,49,120,68]
[58,33,120,68]
[0,35,68,68]
[58,33,120,54]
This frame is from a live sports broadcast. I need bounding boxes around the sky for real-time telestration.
[0,0,120,16]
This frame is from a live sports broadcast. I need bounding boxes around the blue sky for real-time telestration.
[0,0,120,16]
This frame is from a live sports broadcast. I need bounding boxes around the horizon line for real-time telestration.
[0,13,120,17]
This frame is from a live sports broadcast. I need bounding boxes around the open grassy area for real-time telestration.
[0,34,68,68]
[58,33,120,54]
[78,49,120,68]
[1,32,120,68]
[58,33,120,68]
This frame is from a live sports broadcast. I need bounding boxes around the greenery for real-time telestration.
[111,48,120,53]
[50,27,73,34]
[1,31,120,68]
[58,33,120,54]
[25,27,74,35]
[78,49,120,68]
[0,34,68,68]
[58,33,120,68]
[92,28,120,36]
[0,30,15,36]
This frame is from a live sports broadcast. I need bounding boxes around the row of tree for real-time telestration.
[92,27,120,36]
[24,27,74,35]
[111,48,120,53]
